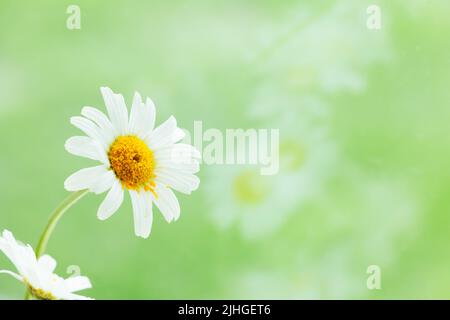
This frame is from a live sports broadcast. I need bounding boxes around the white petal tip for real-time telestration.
[145,97,155,107]
[168,115,177,125]
[191,179,200,192]
[63,180,80,192]
[69,117,78,125]
[97,213,109,221]
[136,232,150,239]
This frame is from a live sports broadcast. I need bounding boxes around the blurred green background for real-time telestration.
[1,0,450,299]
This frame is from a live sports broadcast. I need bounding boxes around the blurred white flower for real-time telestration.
[64,87,201,238]
[255,2,390,98]
[218,1,391,241]
[0,230,92,300]
[205,114,337,239]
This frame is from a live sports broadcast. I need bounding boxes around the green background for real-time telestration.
[1,0,450,299]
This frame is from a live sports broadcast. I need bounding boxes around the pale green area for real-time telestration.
[1,0,450,299]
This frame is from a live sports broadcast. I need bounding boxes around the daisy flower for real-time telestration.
[64,87,200,238]
[0,230,92,300]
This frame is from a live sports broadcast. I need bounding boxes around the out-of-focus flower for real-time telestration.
[0,230,92,300]
[255,2,390,96]
[205,113,337,239]
[64,87,201,238]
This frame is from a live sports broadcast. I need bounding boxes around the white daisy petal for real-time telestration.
[81,106,116,144]
[174,143,202,159]
[145,116,177,150]
[128,92,142,135]
[64,276,92,293]
[70,116,109,150]
[0,233,40,287]
[100,87,128,135]
[129,92,157,138]
[155,169,200,194]
[129,92,155,139]
[172,127,185,143]
[97,180,124,220]
[154,143,202,163]
[129,190,153,238]
[37,255,57,273]
[0,230,17,261]
[145,97,156,131]
[65,136,108,164]
[64,165,109,192]
[90,170,116,194]
[154,145,201,173]
[153,184,181,222]
[157,160,200,174]
[0,270,23,282]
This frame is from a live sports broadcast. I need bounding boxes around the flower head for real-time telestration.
[0,230,92,300]
[64,87,201,238]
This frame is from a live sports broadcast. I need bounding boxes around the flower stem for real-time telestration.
[24,189,89,300]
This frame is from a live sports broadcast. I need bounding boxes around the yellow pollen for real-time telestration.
[233,170,271,205]
[108,135,156,191]
[24,280,56,300]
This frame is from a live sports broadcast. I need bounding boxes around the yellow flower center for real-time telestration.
[108,135,156,192]
[233,170,271,205]
[31,287,57,300]
[25,280,56,300]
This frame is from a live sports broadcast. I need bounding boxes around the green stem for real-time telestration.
[24,189,89,300]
